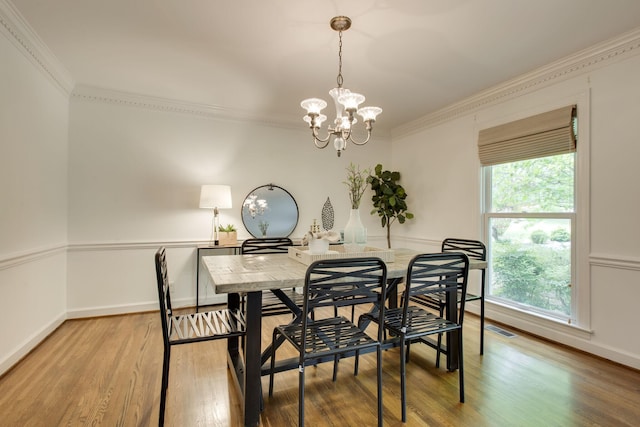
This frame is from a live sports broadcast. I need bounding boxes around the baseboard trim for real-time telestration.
[484,303,640,370]
[65,294,228,319]
[0,312,67,376]
[66,302,159,319]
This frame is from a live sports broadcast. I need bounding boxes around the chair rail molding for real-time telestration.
[0,240,226,270]
[0,243,67,271]
[590,253,640,271]
[392,235,451,250]
[0,0,74,95]
[66,239,212,252]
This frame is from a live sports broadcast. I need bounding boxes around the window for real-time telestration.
[480,106,577,322]
[484,154,575,320]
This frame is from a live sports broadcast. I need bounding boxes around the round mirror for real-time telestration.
[241,184,299,238]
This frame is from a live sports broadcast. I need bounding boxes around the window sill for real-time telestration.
[467,299,592,342]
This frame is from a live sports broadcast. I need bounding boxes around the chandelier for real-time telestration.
[301,16,382,157]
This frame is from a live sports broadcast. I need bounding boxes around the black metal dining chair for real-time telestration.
[240,237,293,255]
[154,247,245,427]
[360,252,469,422]
[240,237,304,317]
[268,257,388,427]
[442,238,486,353]
[409,238,487,360]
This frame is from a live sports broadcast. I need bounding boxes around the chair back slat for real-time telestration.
[299,257,387,356]
[304,258,387,312]
[241,237,293,254]
[404,253,469,324]
[441,238,486,261]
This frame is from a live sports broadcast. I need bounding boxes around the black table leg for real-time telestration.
[226,291,262,426]
[243,291,263,427]
[196,248,201,312]
[387,277,402,309]
[226,292,245,402]
[259,288,304,367]
[445,286,459,371]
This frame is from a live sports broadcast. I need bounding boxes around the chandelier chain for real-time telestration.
[336,31,343,88]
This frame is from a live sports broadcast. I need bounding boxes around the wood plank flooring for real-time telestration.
[1,308,639,426]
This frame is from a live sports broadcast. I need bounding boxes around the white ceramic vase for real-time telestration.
[343,208,367,252]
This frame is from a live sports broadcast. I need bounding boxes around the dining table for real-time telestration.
[202,247,487,427]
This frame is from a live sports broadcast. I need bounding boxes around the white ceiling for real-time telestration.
[10,0,640,132]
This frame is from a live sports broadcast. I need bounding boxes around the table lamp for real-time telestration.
[199,184,232,246]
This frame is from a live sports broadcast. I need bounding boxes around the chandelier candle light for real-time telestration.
[301,16,382,157]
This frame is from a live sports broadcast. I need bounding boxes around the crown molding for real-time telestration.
[71,84,303,130]
[0,0,74,96]
[7,0,636,139]
[392,26,640,139]
[71,85,395,140]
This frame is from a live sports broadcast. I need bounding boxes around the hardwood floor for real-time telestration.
[1,308,639,426]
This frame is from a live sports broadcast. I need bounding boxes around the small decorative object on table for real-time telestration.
[321,197,335,231]
[289,245,394,265]
[217,224,238,245]
[343,163,370,252]
[301,219,340,254]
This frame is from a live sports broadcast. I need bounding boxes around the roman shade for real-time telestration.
[478,105,576,166]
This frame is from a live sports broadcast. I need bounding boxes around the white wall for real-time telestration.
[391,48,640,368]
[391,116,481,250]
[65,96,391,316]
[0,26,69,373]
[584,52,640,364]
[3,0,640,374]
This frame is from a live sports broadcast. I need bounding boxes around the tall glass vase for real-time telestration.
[343,208,367,252]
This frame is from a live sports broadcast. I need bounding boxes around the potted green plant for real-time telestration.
[217,224,238,245]
[367,164,414,248]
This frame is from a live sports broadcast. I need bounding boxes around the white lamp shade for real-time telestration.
[338,91,365,110]
[199,185,232,209]
[300,98,327,115]
[357,106,382,122]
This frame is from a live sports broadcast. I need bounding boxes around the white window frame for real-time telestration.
[480,93,591,338]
